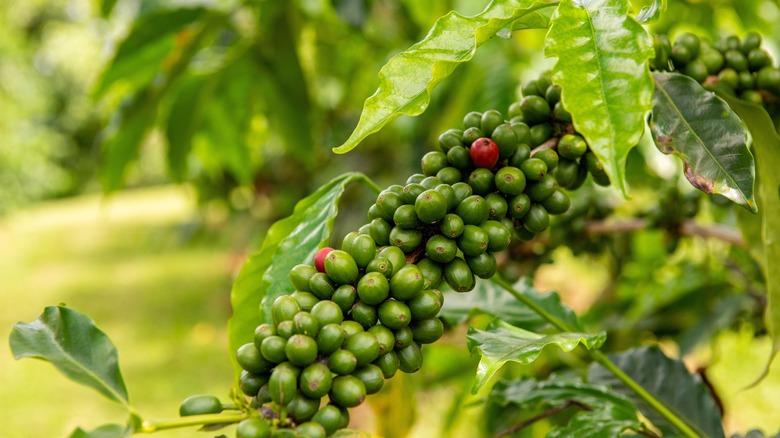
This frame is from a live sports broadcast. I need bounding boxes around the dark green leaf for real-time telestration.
[650,73,756,211]
[94,8,206,97]
[227,173,376,380]
[545,0,654,196]
[467,319,606,393]
[715,91,780,359]
[440,277,583,331]
[547,409,641,438]
[636,0,665,23]
[588,346,725,438]
[334,0,556,154]
[10,306,129,406]
[165,76,213,181]
[69,424,132,438]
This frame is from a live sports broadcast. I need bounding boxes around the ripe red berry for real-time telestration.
[470,138,499,168]
[314,247,335,272]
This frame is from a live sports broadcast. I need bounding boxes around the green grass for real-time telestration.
[0,186,256,438]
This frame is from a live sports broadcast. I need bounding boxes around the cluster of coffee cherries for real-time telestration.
[652,31,780,105]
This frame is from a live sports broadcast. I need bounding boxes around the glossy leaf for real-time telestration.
[69,424,132,438]
[10,306,129,406]
[636,0,665,23]
[94,8,206,97]
[334,0,556,154]
[545,0,654,196]
[440,277,583,331]
[466,319,606,393]
[650,73,756,211]
[588,346,725,438]
[716,91,780,361]
[227,173,377,380]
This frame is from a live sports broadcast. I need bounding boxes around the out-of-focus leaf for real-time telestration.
[466,319,606,393]
[334,0,556,154]
[636,0,666,23]
[588,346,725,438]
[10,306,129,406]
[165,76,214,181]
[716,91,780,361]
[440,277,583,331]
[94,8,206,97]
[100,92,157,191]
[547,409,641,438]
[69,423,132,438]
[330,429,376,438]
[99,0,119,17]
[545,0,654,196]
[679,295,754,355]
[650,73,756,211]
[227,173,376,380]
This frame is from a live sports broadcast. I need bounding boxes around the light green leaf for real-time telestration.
[650,73,756,211]
[69,424,132,438]
[547,409,641,438]
[10,306,129,406]
[165,76,213,181]
[440,277,583,331]
[94,8,205,97]
[544,0,654,196]
[330,429,376,438]
[466,319,606,393]
[715,91,780,361]
[636,0,665,23]
[227,173,377,380]
[334,0,556,154]
[589,346,725,438]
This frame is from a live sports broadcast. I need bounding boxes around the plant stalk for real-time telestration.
[138,412,247,433]
[490,276,700,438]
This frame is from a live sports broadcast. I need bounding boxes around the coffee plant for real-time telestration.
[10,1,780,437]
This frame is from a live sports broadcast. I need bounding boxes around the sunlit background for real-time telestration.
[2,0,780,437]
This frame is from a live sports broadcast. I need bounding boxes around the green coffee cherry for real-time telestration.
[529,123,553,146]
[508,143,531,167]
[521,96,551,125]
[456,195,489,225]
[367,325,395,355]
[466,252,497,279]
[458,224,489,256]
[491,123,519,159]
[741,31,761,54]
[402,183,425,205]
[285,334,318,366]
[437,167,462,185]
[553,102,572,122]
[421,151,448,176]
[440,213,465,238]
[447,146,471,170]
[330,375,366,408]
[527,174,558,202]
[520,158,547,181]
[700,49,724,74]
[317,323,346,354]
[324,250,359,285]
[179,394,223,416]
[676,33,700,58]
[276,321,295,340]
[312,405,344,436]
[412,318,445,344]
[378,300,412,330]
[341,321,365,337]
[444,257,476,292]
[406,173,425,184]
[308,273,336,300]
[545,85,561,105]
[438,129,463,151]
[350,301,378,329]
[311,300,343,326]
[738,71,755,90]
[369,218,392,246]
[521,79,543,97]
[495,166,526,196]
[741,89,763,104]
[357,272,390,305]
[394,326,415,349]
[291,291,319,312]
[508,193,532,219]
[344,331,380,365]
[253,323,276,350]
[481,109,505,136]
[374,351,399,379]
[426,234,458,263]
[329,349,358,375]
[421,177,441,191]
[522,204,550,233]
[389,226,422,253]
[671,44,691,66]
[415,189,448,223]
[376,191,403,221]
[398,342,424,373]
[652,34,671,70]
[468,168,496,196]
[510,122,531,145]
[416,257,443,289]
[290,264,317,292]
[451,182,473,205]
[757,67,780,92]
[748,49,771,72]
[485,193,508,220]
[390,264,424,300]
[481,220,512,252]
[585,152,610,186]
[343,233,376,269]
[300,362,332,398]
[353,364,385,394]
[557,134,588,160]
[288,395,321,423]
[463,111,483,129]
[272,295,301,325]
[272,427,298,438]
[725,49,748,71]
[331,284,357,313]
[379,246,407,277]
[542,190,571,214]
[240,371,267,397]
[408,289,443,320]
[463,127,485,145]
[296,422,327,438]
[366,256,394,280]
[237,343,273,374]
[717,68,739,90]
[260,335,288,363]
[293,311,320,337]
[268,365,298,405]
[236,418,271,438]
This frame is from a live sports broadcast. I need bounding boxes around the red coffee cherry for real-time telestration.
[470,138,499,168]
[314,247,335,273]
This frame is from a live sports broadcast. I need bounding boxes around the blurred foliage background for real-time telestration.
[2,0,780,437]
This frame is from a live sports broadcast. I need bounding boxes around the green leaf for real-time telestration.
[10,306,130,406]
[650,73,756,211]
[333,0,556,154]
[588,346,725,438]
[440,277,583,331]
[715,91,780,362]
[100,92,157,191]
[94,8,205,97]
[466,319,606,393]
[99,0,119,17]
[227,173,376,380]
[544,0,654,196]
[330,430,376,438]
[636,0,665,23]
[547,409,641,438]
[69,424,132,438]
[165,76,213,181]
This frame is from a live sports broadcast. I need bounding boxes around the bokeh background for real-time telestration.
[2,0,780,437]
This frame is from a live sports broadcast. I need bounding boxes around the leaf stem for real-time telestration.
[490,277,701,438]
[360,175,383,195]
[138,413,247,433]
